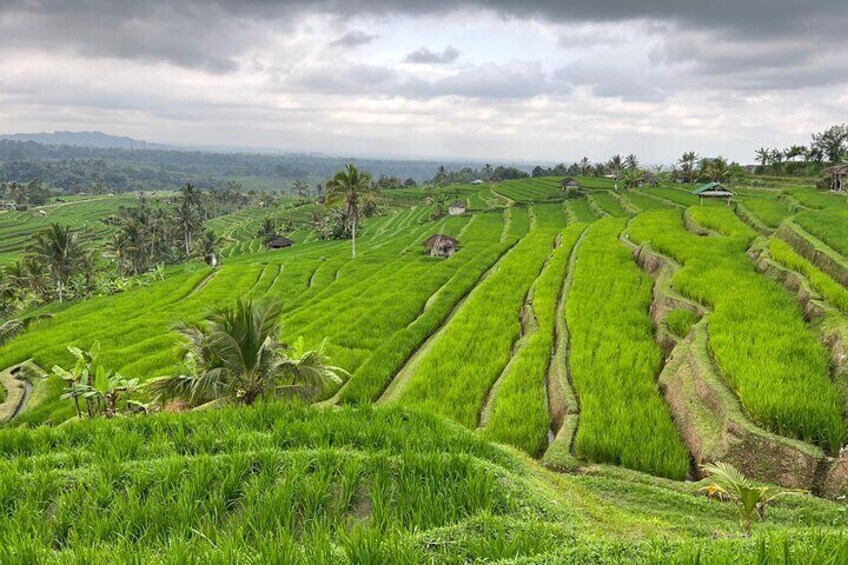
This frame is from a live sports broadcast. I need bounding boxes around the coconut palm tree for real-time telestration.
[176,183,203,257]
[625,154,639,170]
[607,154,623,175]
[325,164,378,259]
[27,223,88,303]
[678,152,700,184]
[579,157,591,176]
[619,168,643,191]
[701,462,802,537]
[147,298,346,408]
[754,147,771,170]
[292,180,310,201]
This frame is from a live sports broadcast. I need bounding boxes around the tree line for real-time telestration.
[754,124,848,175]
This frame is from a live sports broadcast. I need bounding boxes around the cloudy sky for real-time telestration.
[1,0,846,164]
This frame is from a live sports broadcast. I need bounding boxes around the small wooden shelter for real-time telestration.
[267,236,294,249]
[422,234,459,258]
[448,200,467,216]
[823,165,848,192]
[639,172,659,187]
[470,179,483,185]
[561,177,580,189]
[692,182,734,204]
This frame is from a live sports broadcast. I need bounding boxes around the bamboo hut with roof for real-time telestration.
[692,182,734,204]
[266,236,294,249]
[823,165,848,192]
[422,234,459,258]
[448,200,467,215]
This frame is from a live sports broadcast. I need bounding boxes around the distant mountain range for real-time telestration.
[0,131,171,150]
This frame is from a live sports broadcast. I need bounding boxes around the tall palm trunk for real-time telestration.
[351,219,356,258]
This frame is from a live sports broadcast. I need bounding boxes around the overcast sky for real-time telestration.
[1,0,846,164]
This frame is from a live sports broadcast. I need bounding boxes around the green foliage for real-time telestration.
[701,461,803,536]
[567,218,690,479]
[147,298,346,407]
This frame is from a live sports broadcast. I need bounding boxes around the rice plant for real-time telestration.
[396,205,566,429]
[629,209,844,451]
[481,223,587,455]
[566,218,690,480]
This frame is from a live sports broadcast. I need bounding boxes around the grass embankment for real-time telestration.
[396,205,565,429]
[481,223,587,455]
[629,208,844,451]
[795,208,848,259]
[769,238,848,314]
[566,218,690,480]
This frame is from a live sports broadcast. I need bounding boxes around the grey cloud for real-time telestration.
[330,30,378,48]
[556,61,668,102]
[288,60,553,100]
[652,32,848,91]
[404,46,460,64]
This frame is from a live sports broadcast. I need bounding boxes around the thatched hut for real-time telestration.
[422,234,459,258]
[823,165,848,192]
[267,236,294,249]
[692,182,734,204]
[561,177,580,189]
[448,200,467,215]
[639,172,659,187]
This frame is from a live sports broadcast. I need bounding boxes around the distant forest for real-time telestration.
[0,140,495,193]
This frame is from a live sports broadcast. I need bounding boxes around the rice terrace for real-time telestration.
[3,1,848,563]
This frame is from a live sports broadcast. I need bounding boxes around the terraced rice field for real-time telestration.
[0,195,141,264]
[6,175,848,560]
[3,177,848,489]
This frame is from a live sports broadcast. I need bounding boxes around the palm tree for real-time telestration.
[196,228,221,267]
[27,224,87,303]
[625,154,639,170]
[579,157,591,176]
[703,156,731,183]
[754,147,771,169]
[619,168,643,190]
[678,152,700,184]
[147,298,346,407]
[292,180,309,200]
[701,462,802,537]
[176,183,203,257]
[607,154,623,175]
[325,164,378,259]
[784,145,806,163]
[6,181,26,207]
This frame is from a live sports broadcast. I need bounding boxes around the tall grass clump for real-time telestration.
[629,208,844,451]
[566,218,690,480]
[481,223,587,455]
